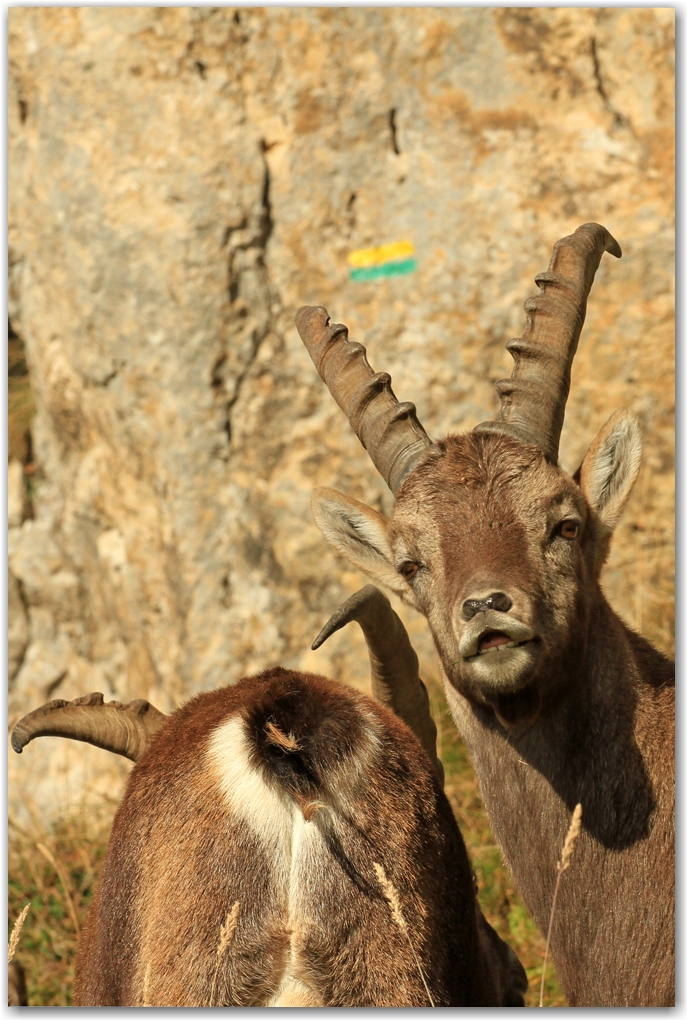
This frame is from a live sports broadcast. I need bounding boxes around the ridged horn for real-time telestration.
[312,584,444,786]
[11,692,168,763]
[295,306,433,492]
[474,223,622,464]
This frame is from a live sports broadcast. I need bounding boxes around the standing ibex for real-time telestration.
[295,223,675,1006]
[12,589,526,1007]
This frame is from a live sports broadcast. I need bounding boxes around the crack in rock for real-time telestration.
[590,37,630,130]
[219,145,279,446]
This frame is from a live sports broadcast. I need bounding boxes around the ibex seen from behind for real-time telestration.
[12,589,526,1007]
[296,223,675,1006]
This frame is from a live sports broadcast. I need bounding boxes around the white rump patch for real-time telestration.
[207,714,297,869]
[206,708,384,1005]
[207,715,320,1002]
[206,715,333,1005]
[268,973,324,1007]
[207,710,383,855]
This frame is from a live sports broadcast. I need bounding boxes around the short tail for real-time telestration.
[241,667,377,819]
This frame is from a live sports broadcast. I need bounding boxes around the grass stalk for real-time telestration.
[373,862,435,1007]
[36,841,81,937]
[539,804,583,1007]
[209,901,240,1007]
[8,903,31,963]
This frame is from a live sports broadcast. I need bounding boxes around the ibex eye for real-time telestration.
[559,520,579,540]
[399,561,420,581]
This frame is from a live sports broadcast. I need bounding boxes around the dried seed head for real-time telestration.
[541,803,584,1006]
[8,903,30,964]
[216,901,240,960]
[559,803,583,874]
[264,722,300,752]
[373,862,407,930]
[373,862,434,1006]
[209,901,241,1007]
[301,799,326,822]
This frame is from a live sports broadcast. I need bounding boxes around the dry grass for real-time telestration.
[8,903,30,964]
[373,862,435,1006]
[209,901,240,1007]
[539,804,582,1007]
[7,814,109,1006]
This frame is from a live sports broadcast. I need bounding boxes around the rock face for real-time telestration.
[8,7,674,823]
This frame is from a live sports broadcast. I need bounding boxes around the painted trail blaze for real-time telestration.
[348,240,417,281]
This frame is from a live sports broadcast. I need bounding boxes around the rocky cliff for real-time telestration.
[8,7,674,823]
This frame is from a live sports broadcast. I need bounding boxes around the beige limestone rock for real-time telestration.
[8,8,673,823]
[8,567,28,683]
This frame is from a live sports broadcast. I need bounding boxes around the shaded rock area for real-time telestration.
[8,8,673,823]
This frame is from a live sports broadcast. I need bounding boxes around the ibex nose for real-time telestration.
[462,592,513,621]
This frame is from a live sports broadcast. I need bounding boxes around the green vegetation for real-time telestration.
[8,814,109,1006]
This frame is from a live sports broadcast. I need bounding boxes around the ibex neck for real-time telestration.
[443,587,674,1005]
[456,588,666,846]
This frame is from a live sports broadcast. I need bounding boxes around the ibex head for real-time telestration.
[297,224,642,728]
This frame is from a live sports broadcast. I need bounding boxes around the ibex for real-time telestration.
[295,223,675,1007]
[8,961,28,1007]
[12,588,527,1007]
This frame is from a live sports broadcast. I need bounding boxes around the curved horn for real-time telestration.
[11,692,168,763]
[474,223,622,464]
[295,306,433,492]
[312,585,444,785]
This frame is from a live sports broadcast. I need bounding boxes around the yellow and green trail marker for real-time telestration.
[348,240,417,281]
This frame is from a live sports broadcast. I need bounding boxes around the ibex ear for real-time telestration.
[577,409,642,532]
[311,488,417,605]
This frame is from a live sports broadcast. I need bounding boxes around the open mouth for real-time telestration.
[457,614,536,662]
[461,630,535,662]
[477,630,526,655]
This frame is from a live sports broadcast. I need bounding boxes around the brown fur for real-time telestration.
[74,668,526,1006]
[314,429,674,1005]
[8,961,28,1006]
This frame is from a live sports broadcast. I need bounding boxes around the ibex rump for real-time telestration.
[296,223,674,1006]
